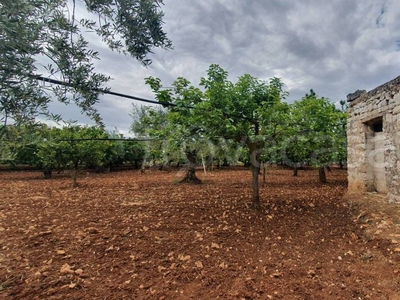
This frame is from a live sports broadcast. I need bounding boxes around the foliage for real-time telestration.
[36,125,106,184]
[131,104,170,165]
[140,77,206,182]
[0,0,171,127]
[0,124,49,166]
[124,140,146,168]
[0,124,145,186]
[281,91,347,180]
[83,0,172,65]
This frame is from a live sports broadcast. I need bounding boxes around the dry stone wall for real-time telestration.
[347,76,400,203]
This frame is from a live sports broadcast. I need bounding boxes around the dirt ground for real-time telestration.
[0,167,399,299]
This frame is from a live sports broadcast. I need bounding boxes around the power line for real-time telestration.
[56,138,155,142]
[1,137,156,143]
[35,75,180,108]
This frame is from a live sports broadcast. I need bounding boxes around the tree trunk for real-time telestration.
[251,164,261,209]
[319,166,327,183]
[248,140,264,210]
[71,169,78,187]
[222,158,229,167]
[293,165,298,176]
[180,149,202,184]
[205,156,213,171]
[71,162,79,187]
[43,168,52,179]
[201,156,207,176]
[262,163,266,183]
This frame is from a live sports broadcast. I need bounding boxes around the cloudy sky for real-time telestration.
[48,0,400,135]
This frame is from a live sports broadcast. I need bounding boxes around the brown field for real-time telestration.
[0,167,399,299]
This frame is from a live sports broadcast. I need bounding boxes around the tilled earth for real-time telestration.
[0,167,399,299]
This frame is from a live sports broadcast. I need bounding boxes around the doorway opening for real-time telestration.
[364,117,386,193]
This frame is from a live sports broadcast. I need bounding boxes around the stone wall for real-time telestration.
[347,76,400,203]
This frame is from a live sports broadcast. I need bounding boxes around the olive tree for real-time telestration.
[288,91,346,183]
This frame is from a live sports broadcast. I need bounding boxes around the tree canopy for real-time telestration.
[286,92,346,182]
[0,0,172,128]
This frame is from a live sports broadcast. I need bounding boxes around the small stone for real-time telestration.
[195,261,203,269]
[60,263,74,274]
[56,250,66,255]
[75,269,84,276]
[307,270,316,276]
[211,242,221,249]
[219,262,228,269]
[377,221,389,229]
[350,232,358,240]
[157,266,166,272]
[270,271,282,278]
[178,255,191,261]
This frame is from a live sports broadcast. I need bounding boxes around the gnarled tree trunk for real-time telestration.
[180,149,202,184]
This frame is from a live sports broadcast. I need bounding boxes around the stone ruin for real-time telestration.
[347,75,400,202]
